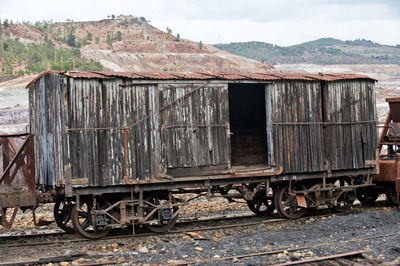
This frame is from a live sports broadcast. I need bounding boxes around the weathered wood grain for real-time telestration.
[28,74,376,187]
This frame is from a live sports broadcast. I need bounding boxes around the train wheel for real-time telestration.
[333,191,354,213]
[53,198,75,233]
[275,185,305,219]
[385,185,400,206]
[71,198,110,239]
[247,191,275,216]
[144,193,179,233]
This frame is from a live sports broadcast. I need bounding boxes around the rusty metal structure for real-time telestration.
[0,70,381,238]
[363,97,400,205]
[0,133,36,228]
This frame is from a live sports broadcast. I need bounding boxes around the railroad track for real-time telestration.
[0,213,268,248]
[180,249,380,266]
[0,212,261,242]
[0,204,396,249]
[271,250,378,266]
[3,232,393,266]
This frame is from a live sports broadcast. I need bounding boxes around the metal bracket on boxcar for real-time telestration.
[156,172,174,180]
[61,165,88,197]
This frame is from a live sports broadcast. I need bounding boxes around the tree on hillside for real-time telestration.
[4,59,13,74]
[0,34,103,74]
[67,32,76,47]
[116,31,122,41]
[106,34,112,46]
[199,41,203,49]
[86,32,92,41]
[174,33,180,42]
[166,27,172,35]
[3,19,9,29]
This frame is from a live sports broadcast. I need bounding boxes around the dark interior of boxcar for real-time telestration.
[228,83,267,166]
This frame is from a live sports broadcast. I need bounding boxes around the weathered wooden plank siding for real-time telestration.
[29,73,65,186]
[29,73,376,188]
[65,79,163,185]
[159,84,230,172]
[325,80,377,170]
[29,76,42,185]
[50,74,66,186]
[65,81,231,184]
[270,81,325,173]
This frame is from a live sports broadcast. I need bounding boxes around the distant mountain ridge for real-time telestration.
[214,38,400,65]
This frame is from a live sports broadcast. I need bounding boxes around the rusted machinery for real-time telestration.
[371,98,400,205]
[0,133,38,228]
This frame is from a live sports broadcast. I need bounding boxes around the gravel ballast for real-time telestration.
[0,199,399,265]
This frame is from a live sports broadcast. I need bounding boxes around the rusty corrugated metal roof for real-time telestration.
[25,71,61,88]
[270,73,317,81]
[94,71,144,79]
[66,71,111,79]
[238,73,282,80]
[168,72,215,80]
[305,73,376,81]
[26,70,376,88]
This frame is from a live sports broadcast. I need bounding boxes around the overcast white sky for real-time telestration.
[1,0,399,46]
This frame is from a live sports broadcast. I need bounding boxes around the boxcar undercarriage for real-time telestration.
[51,166,376,239]
[0,132,378,239]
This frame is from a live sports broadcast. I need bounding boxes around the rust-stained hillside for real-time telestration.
[2,16,273,72]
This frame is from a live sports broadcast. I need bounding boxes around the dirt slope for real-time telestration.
[5,16,273,72]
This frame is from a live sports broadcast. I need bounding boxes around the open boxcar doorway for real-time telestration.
[228,83,268,166]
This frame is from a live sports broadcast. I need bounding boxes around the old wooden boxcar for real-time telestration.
[27,71,378,238]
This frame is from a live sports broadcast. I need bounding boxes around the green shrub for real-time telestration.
[0,36,103,74]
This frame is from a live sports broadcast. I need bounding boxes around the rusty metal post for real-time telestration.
[138,189,144,224]
[378,111,391,153]
[130,185,135,237]
[26,135,36,206]
[26,135,35,187]
[31,207,37,226]
[0,206,19,229]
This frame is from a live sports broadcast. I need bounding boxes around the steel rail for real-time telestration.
[45,232,396,266]
[2,208,398,265]
[176,232,399,265]
[0,212,258,242]
[1,204,396,249]
[272,250,365,266]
